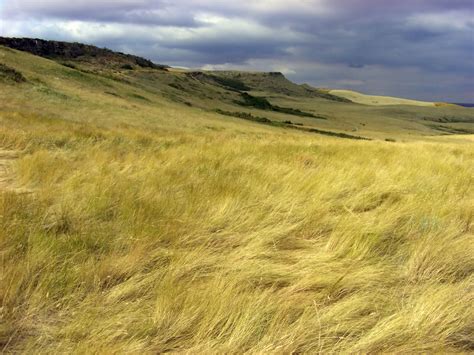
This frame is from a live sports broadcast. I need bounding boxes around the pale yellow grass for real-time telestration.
[0,149,31,194]
[0,150,17,190]
[330,89,436,107]
[0,110,473,353]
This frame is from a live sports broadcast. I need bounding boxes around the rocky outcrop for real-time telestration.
[0,37,168,70]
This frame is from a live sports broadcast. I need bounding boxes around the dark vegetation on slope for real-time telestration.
[185,71,251,91]
[0,63,26,83]
[303,127,371,140]
[214,109,370,140]
[237,92,273,109]
[0,37,168,70]
[237,92,325,118]
[427,124,474,135]
[422,115,474,123]
[215,109,273,124]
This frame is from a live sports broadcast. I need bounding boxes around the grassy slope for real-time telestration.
[329,89,436,107]
[267,94,474,139]
[1,46,473,353]
[201,71,474,139]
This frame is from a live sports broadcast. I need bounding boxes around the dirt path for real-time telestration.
[0,150,30,193]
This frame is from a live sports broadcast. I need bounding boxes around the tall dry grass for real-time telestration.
[0,111,473,353]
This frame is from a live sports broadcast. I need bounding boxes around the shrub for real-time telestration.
[237,93,274,110]
[61,62,77,69]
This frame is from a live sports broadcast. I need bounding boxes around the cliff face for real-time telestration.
[0,37,168,70]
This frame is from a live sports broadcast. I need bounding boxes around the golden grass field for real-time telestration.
[1,45,473,353]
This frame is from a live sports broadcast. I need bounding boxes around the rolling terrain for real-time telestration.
[328,89,437,107]
[0,38,473,353]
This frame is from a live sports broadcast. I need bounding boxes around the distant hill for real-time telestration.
[0,37,168,70]
[205,71,351,102]
[328,89,437,107]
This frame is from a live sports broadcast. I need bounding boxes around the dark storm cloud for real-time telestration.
[161,41,288,65]
[1,0,473,101]
[295,17,473,74]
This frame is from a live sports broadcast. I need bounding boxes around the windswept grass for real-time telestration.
[0,44,473,352]
[1,109,473,353]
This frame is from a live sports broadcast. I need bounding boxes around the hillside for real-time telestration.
[204,70,351,102]
[1,38,473,140]
[0,39,473,353]
[329,89,437,107]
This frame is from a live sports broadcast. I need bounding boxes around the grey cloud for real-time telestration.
[349,63,365,69]
[3,0,200,27]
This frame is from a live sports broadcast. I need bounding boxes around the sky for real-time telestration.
[1,0,473,102]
